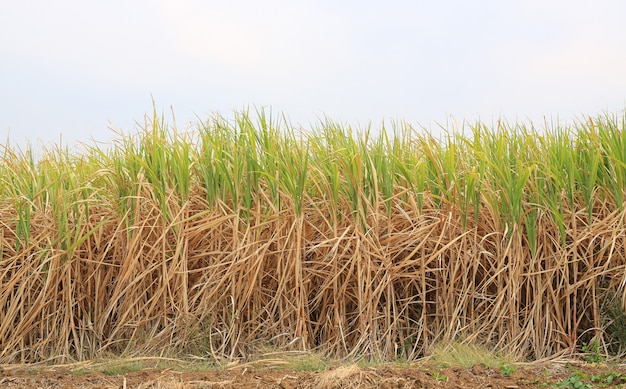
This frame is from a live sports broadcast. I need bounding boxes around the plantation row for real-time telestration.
[1,110,626,363]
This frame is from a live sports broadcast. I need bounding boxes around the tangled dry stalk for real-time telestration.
[1,110,626,363]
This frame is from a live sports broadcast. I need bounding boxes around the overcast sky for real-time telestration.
[2,1,626,149]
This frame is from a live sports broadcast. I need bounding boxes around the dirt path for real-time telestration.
[0,361,624,388]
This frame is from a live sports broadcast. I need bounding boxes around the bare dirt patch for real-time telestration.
[1,361,625,388]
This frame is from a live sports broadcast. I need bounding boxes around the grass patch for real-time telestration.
[428,341,515,370]
[68,356,220,377]
[281,353,330,372]
[226,349,332,372]
[101,361,144,376]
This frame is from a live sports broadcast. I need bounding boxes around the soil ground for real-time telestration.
[1,360,625,389]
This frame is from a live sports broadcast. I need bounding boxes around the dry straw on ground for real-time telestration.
[1,110,626,363]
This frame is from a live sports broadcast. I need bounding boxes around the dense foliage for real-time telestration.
[1,110,626,363]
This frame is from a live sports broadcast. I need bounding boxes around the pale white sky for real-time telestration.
[1,1,626,149]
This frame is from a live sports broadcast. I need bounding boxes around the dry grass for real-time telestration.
[1,110,626,363]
